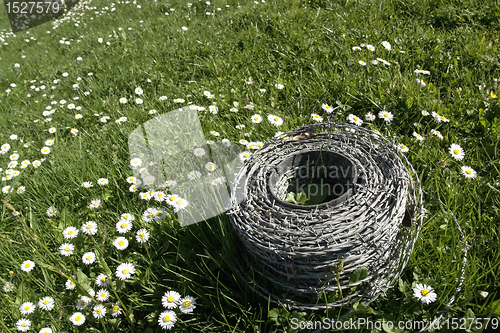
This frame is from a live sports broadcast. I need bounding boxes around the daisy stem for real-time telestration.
[109,281,130,317]
[101,318,108,333]
[0,318,13,333]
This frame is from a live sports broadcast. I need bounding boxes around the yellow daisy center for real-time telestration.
[70,281,74,285]
[163,315,171,322]
[50,210,54,214]
[244,154,249,158]
[122,269,129,274]
[64,247,69,251]
[6,285,11,289]
[168,296,175,302]
[184,301,191,307]
[148,213,153,218]
[177,200,183,204]
[118,240,125,246]
[87,256,92,260]
[421,289,429,297]
[121,223,127,229]
[101,293,106,297]
[21,323,26,327]
[75,316,81,321]
[453,149,460,155]
[96,309,101,314]
[354,117,358,121]
[466,170,472,175]
[25,306,30,310]
[384,113,388,117]
[25,263,30,268]
[140,233,145,238]
[436,131,441,134]
[101,277,107,282]
[113,306,119,312]
[87,224,92,229]
[401,145,406,149]
[156,211,163,216]
[44,300,49,304]
[81,301,86,306]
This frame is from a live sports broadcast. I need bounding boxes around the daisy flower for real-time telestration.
[93,304,106,319]
[113,237,129,250]
[120,213,135,221]
[251,114,263,123]
[422,110,429,116]
[48,127,57,133]
[431,129,443,139]
[348,114,363,126]
[235,124,246,129]
[158,310,177,330]
[193,148,205,157]
[267,115,283,126]
[95,273,110,292]
[126,176,138,184]
[19,302,36,315]
[378,110,394,122]
[38,297,55,311]
[358,60,366,66]
[39,328,52,333]
[16,319,31,332]
[10,134,18,140]
[116,219,133,234]
[65,277,76,290]
[413,132,424,141]
[116,262,135,280]
[59,243,74,256]
[174,198,189,212]
[366,44,375,51]
[162,291,181,309]
[179,296,196,314]
[3,282,14,293]
[381,41,391,50]
[9,153,19,160]
[69,312,86,326]
[461,166,477,179]
[449,144,465,161]
[136,229,150,243]
[142,208,157,222]
[63,226,78,239]
[1,186,12,194]
[413,283,437,304]
[275,83,284,89]
[210,130,220,137]
[119,97,128,104]
[209,105,218,114]
[136,98,143,104]
[212,176,227,188]
[322,104,334,113]
[82,181,93,188]
[135,87,143,95]
[159,95,168,101]
[139,191,151,200]
[311,114,323,122]
[81,221,98,235]
[96,289,110,302]
[398,144,409,153]
[415,78,426,86]
[111,303,123,317]
[239,151,251,162]
[352,46,361,51]
[32,160,41,168]
[205,162,217,172]
[187,170,202,180]
[41,146,51,155]
[97,178,109,185]
[173,98,185,103]
[222,138,231,147]
[365,112,376,121]
[82,252,96,265]
[89,199,102,209]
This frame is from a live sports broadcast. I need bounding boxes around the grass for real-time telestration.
[0,0,499,331]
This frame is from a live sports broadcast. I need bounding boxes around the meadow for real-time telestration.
[0,0,499,332]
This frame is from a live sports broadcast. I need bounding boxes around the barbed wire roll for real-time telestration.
[227,122,424,310]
